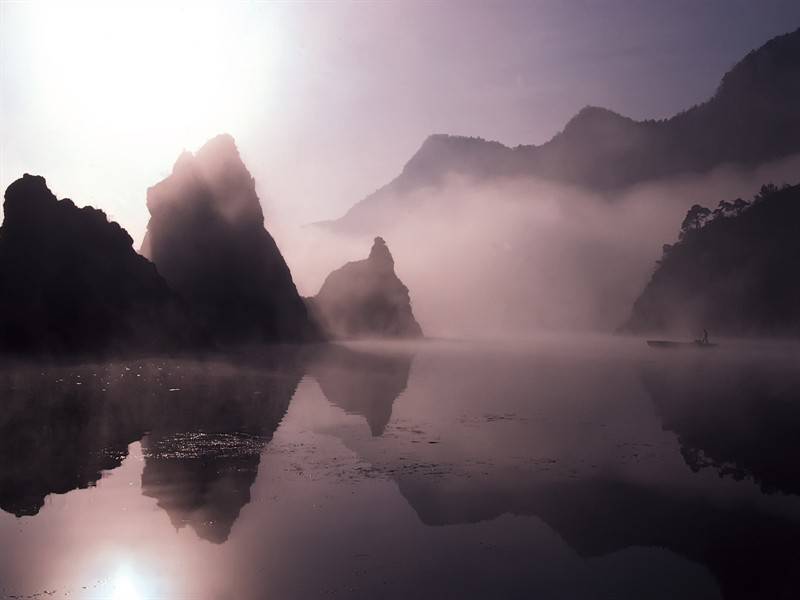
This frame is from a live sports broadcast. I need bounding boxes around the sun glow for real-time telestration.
[24,2,282,154]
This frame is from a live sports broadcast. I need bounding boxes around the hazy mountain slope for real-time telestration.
[306,237,422,339]
[329,27,800,233]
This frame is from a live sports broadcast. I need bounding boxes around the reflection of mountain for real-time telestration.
[397,476,800,600]
[0,353,303,544]
[310,344,413,436]
[139,361,300,543]
[640,354,800,496]
[328,348,800,600]
[0,363,145,516]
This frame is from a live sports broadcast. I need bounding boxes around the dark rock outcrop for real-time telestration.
[307,237,422,339]
[624,182,800,335]
[141,134,317,344]
[0,174,182,355]
[328,27,800,233]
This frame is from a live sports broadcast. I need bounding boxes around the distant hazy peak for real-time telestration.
[368,236,394,268]
[329,26,800,234]
[397,133,518,189]
[715,26,800,99]
[559,105,635,135]
[308,236,422,339]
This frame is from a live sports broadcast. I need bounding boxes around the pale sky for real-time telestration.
[2,1,800,245]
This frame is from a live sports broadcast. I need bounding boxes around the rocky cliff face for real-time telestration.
[141,134,317,343]
[308,237,422,339]
[624,183,800,336]
[0,174,182,355]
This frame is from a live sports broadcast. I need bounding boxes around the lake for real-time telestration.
[1,337,799,599]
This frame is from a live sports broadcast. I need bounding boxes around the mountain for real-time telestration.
[624,183,800,335]
[141,134,318,343]
[306,237,423,339]
[0,174,183,355]
[329,27,800,233]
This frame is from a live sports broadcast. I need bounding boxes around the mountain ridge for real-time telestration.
[328,27,800,233]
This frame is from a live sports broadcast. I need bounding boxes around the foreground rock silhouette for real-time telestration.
[625,182,800,335]
[0,175,183,355]
[307,237,422,339]
[141,134,318,343]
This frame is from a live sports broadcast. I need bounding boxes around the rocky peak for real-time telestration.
[307,237,422,339]
[368,236,394,269]
[142,134,317,343]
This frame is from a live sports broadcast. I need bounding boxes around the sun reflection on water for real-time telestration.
[110,567,145,600]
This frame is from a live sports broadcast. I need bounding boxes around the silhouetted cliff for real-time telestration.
[142,134,317,344]
[329,27,800,233]
[307,237,422,339]
[625,182,800,335]
[0,175,183,355]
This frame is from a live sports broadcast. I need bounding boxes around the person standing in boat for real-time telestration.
[702,329,709,345]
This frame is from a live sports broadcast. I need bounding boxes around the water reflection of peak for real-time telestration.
[328,348,800,600]
[139,360,300,543]
[310,344,414,436]
[0,364,143,516]
[397,474,800,600]
[640,354,800,496]
[0,353,303,542]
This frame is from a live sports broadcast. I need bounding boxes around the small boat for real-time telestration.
[647,340,718,349]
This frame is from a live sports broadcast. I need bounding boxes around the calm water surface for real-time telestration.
[1,337,800,599]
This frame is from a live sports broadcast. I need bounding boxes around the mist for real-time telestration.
[276,153,800,338]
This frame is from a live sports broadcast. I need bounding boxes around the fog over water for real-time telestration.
[279,153,800,337]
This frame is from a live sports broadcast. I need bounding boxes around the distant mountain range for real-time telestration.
[328,27,800,233]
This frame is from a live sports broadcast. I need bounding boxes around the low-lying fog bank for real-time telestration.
[277,153,800,339]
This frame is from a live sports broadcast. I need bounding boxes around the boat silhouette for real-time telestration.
[647,340,718,349]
